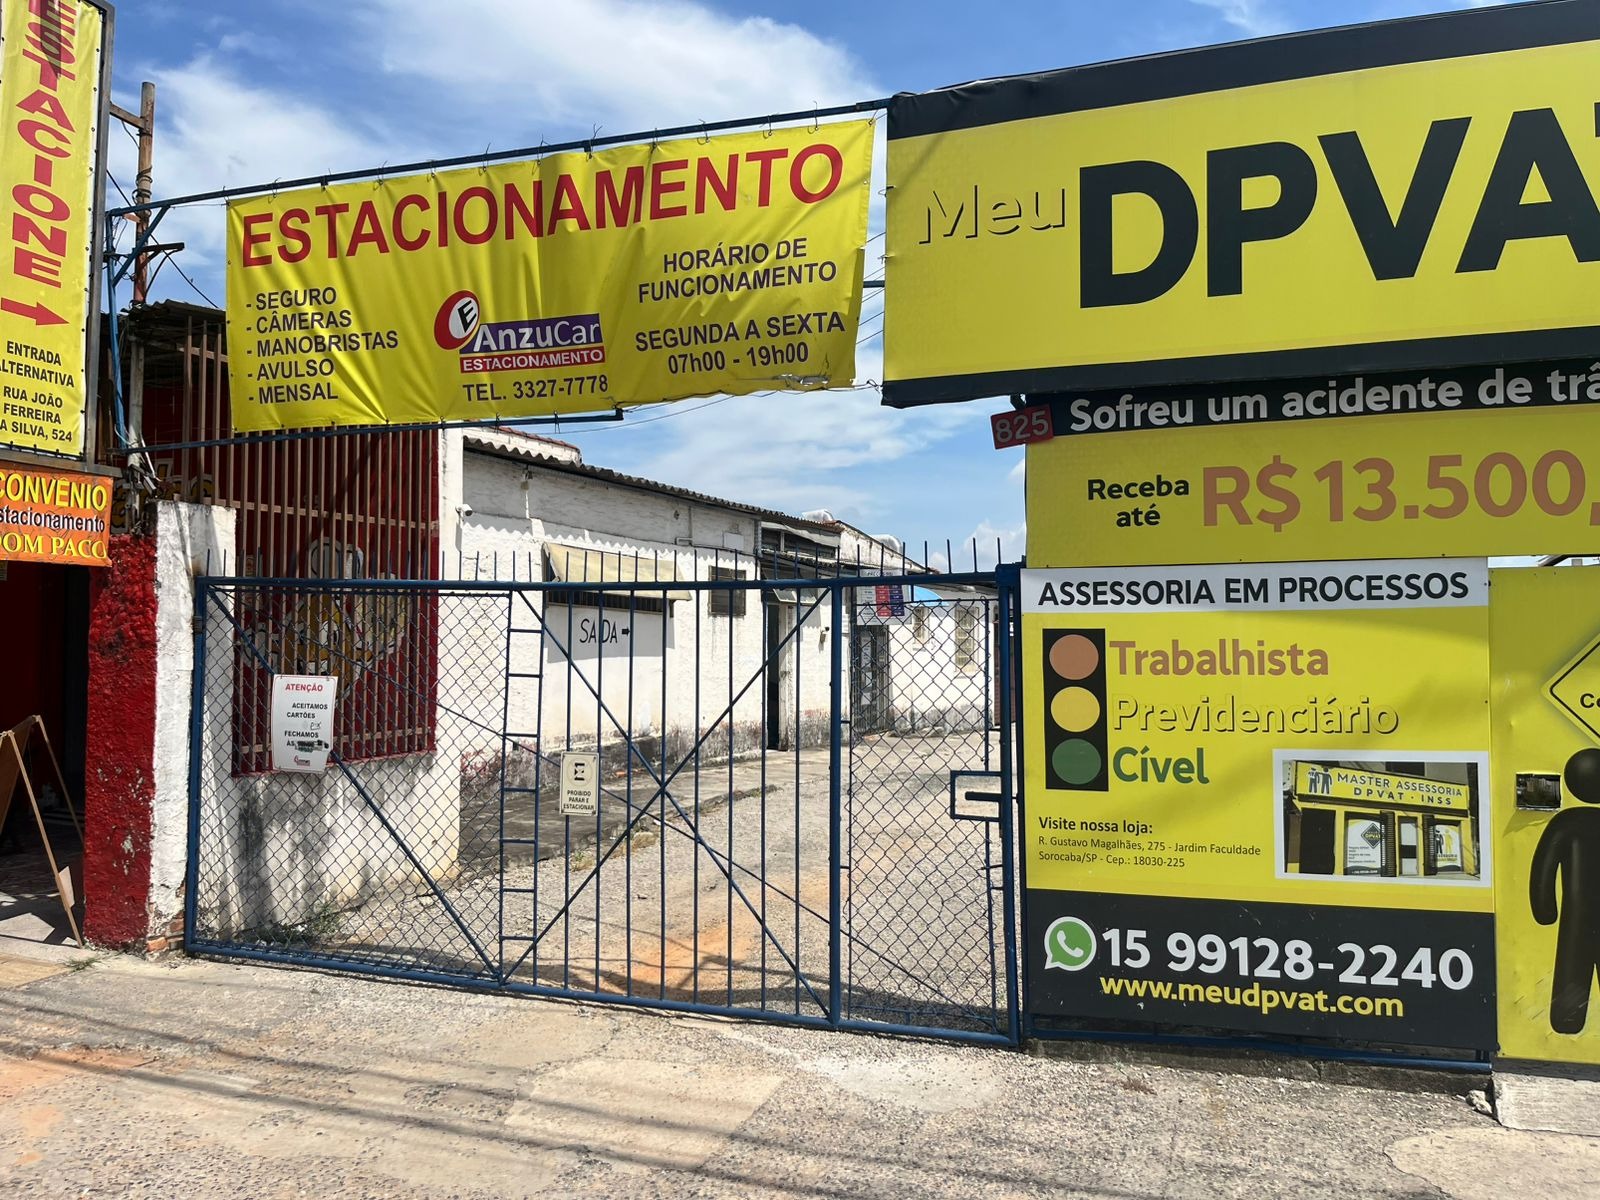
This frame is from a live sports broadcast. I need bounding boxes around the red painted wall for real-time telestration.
[82,533,158,946]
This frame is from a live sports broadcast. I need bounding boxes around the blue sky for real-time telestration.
[106,0,1506,567]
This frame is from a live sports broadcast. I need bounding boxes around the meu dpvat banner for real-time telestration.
[0,0,105,456]
[1021,560,1496,1049]
[884,1,1600,406]
[225,123,874,430]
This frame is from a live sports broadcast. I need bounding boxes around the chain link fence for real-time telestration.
[188,575,1016,1042]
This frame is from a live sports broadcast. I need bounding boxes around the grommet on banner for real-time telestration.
[373,163,387,188]
[810,104,820,132]
[480,143,491,173]
[764,116,774,138]
[698,122,710,145]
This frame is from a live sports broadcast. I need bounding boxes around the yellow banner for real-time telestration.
[1021,561,1492,912]
[0,0,104,456]
[1492,565,1600,1065]
[225,123,874,431]
[884,10,1600,405]
[1027,404,1600,567]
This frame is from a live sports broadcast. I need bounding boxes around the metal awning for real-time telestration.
[543,542,692,600]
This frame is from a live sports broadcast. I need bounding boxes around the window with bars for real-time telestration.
[953,605,979,672]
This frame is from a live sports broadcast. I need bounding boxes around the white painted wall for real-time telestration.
[886,600,994,733]
[851,587,996,735]
[149,500,236,939]
[453,445,841,767]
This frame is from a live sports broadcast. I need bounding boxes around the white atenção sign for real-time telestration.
[271,675,338,772]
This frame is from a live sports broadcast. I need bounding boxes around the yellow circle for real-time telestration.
[1050,686,1100,732]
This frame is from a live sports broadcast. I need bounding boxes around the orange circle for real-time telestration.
[1049,633,1099,680]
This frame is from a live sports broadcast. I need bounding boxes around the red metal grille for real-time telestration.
[121,303,440,772]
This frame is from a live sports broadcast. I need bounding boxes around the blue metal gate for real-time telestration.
[185,568,1018,1043]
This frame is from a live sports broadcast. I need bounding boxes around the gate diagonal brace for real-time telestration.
[557,782,999,1028]
[505,587,828,1009]
[206,590,500,978]
[504,589,830,1013]
[518,585,999,1028]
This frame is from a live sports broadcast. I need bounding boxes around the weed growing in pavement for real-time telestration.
[253,899,346,947]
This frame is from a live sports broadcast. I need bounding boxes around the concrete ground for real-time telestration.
[198,734,1009,1037]
[0,848,80,958]
[2,951,1598,1199]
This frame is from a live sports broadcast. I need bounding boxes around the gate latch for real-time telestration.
[949,770,1005,823]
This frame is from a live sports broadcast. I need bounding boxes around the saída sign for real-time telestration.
[884,0,1600,406]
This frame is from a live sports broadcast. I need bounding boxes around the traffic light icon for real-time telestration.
[1043,628,1108,791]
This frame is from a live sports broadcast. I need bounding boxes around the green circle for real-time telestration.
[1052,738,1102,785]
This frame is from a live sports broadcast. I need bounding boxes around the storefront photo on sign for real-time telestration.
[1279,754,1483,882]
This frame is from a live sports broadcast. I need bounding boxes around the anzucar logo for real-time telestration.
[434,291,481,350]
[434,291,608,375]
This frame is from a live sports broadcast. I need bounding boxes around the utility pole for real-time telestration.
[109,82,156,304]
[132,81,156,304]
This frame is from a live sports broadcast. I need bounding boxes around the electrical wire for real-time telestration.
[106,173,135,253]
[165,255,221,309]
[107,170,134,208]
[109,168,222,306]
[586,394,737,429]
[567,366,889,436]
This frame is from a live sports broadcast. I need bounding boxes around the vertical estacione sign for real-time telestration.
[0,0,104,458]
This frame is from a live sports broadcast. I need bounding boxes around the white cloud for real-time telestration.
[1187,0,1288,37]
[357,0,878,133]
[966,519,1026,569]
[109,56,401,294]
[594,383,982,520]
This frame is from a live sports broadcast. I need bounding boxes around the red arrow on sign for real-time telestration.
[0,297,67,326]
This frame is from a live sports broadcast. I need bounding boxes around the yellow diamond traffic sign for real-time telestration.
[1547,632,1600,744]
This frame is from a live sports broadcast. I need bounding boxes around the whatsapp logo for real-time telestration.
[1043,915,1097,971]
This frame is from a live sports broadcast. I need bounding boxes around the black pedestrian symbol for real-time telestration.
[1530,748,1600,1034]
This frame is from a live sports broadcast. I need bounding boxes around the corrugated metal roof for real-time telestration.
[463,429,841,533]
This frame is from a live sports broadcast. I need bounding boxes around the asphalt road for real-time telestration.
[2,951,1596,1199]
